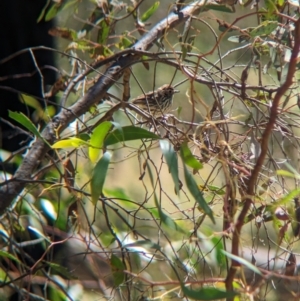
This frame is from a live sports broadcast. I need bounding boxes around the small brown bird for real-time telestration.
[132,84,179,117]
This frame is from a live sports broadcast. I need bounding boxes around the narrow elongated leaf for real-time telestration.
[103,46,114,57]
[45,0,76,21]
[45,262,77,279]
[249,21,278,38]
[120,36,133,49]
[98,19,110,45]
[78,133,90,141]
[159,209,187,234]
[198,184,225,195]
[152,195,186,235]
[91,152,112,204]
[20,94,42,110]
[110,254,125,286]
[277,169,300,179]
[52,138,89,149]
[0,250,22,265]
[180,142,203,171]
[182,286,238,300]
[222,250,262,275]
[204,4,234,12]
[9,111,51,148]
[104,126,159,146]
[211,237,226,268]
[89,121,112,163]
[37,0,50,22]
[140,2,160,22]
[271,188,300,207]
[20,93,54,121]
[181,44,188,61]
[45,3,61,21]
[183,164,214,223]
[160,140,179,194]
[9,111,38,138]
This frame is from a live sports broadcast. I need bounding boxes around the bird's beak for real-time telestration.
[174,89,180,93]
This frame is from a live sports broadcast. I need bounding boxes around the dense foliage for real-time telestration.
[1,1,300,300]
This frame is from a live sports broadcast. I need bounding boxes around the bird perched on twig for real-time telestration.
[132,84,179,117]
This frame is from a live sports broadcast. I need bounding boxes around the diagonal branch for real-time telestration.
[225,17,300,298]
[0,0,209,215]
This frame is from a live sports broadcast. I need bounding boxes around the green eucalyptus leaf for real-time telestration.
[181,44,187,61]
[277,169,300,179]
[183,164,214,223]
[0,250,22,265]
[103,46,114,57]
[249,21,278,38]
[45,3,61,21]
[91,152,112,204]
[52,138,89,149]
[271,188,300,207]
[9,111,51,148]
[37,0,50,22]
[222,250,262,275]
[110,254,125,286]
[204,4,235,12]
[211,237,226,268]
[45,262,77,280]
[160,140,180,194]
[140,2,160,22]
[104,126,159,146]
[89,121,112,163]
[182,285,238,300]
[180,142,203,171]
[120,36,133,49]
[98,19,110,44]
